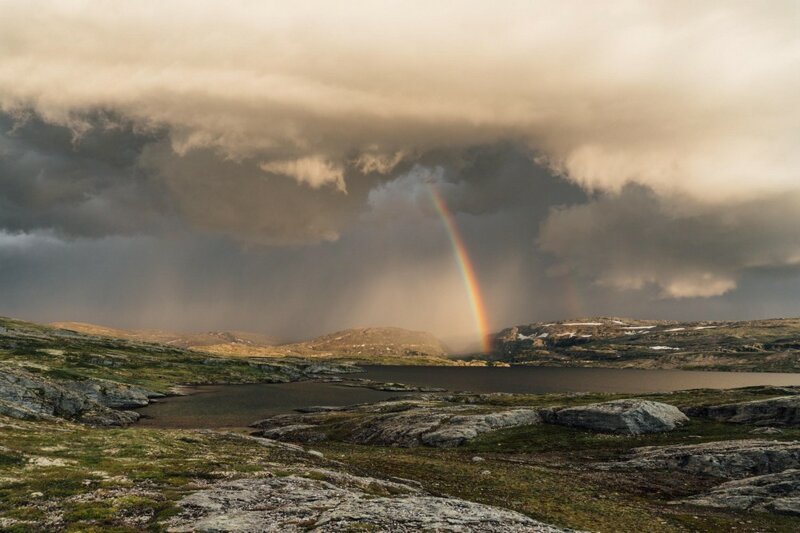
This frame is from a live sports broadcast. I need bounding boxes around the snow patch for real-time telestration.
[563,322,602,326]
[650,346,680,350]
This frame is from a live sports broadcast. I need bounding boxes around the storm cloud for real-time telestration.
[539,186,800,298]
[0,1,798,345]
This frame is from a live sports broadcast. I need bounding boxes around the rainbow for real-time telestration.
[428,184,492,353]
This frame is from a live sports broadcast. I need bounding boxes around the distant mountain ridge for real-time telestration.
[490,317,800,372]
[50,322,449,361]
[42,317,800,371]
[50,322,281,350]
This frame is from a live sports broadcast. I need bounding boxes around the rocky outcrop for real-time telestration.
[62,378,162,409]
[608,440,800,479]
[253,400,541,448]
[259,424,328,443]
[321,377,446,393]
[420,410,541,447]
[0,365,158,426]
[166,469,570,532]
[687,396,800,426]
[546,399,688,435]
[684,469,800,516]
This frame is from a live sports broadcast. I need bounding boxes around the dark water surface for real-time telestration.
[136,381,405,429]
[137,366,800,428]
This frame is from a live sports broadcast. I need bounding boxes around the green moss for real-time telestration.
[0,452,24,466]
[0,416,327,530]
[64,502,117,521]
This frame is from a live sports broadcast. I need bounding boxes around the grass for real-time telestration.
[464,418,800,458]
[314,434,800,533]
[0,316,337,394]
[3,398,800,532]
[3,315,800,531]
[278,387,800,532]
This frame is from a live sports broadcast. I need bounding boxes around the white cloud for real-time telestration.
[260,156,346,192]
[0,1,796,202]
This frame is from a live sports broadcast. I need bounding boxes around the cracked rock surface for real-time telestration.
[606,439,800,479]
[546,399,689,435]
[167,469,572,532]
[0,365,158,426]
[687,396,800,426]
[684,469,800,516]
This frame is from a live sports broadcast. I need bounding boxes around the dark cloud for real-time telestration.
[538,185,800,298]
[0,137,589,347]
[0,113,172,238]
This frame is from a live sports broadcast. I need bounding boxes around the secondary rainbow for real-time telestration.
[427,183,492,353]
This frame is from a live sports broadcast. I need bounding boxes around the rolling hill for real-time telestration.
[50,322,451,363]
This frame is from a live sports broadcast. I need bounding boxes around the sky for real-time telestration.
[0,1,798,350]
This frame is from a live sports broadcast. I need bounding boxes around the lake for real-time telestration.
[136,365,800,429]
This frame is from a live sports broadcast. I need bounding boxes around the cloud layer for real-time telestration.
[0,1,798,341]
[1,1,797,202]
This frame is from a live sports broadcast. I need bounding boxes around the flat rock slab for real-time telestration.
[607,439,800,479]
[166,470,572,532]
[685,468,800,516]
[549,399,688,435]
[254,400,541,448]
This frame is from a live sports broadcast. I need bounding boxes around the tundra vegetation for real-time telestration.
[1,317,800,531]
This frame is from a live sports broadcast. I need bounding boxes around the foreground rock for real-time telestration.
[684,469,800,516]
[253,400,541,447]
[166,468,570,532]
[0,365,159,426]
[687,396,800,426]
[607,440,800,479]
[546,399,688,434]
